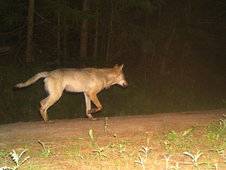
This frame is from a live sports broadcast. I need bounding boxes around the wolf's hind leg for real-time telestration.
[40,94,62,123]
[40,97,50,122]
[40,79,63,122]
[39,106,48,122]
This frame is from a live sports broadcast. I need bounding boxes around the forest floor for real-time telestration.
[0,109,225,170]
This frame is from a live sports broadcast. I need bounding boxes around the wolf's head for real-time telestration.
[112,64,128,87]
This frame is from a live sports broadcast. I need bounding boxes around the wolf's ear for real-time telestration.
[113,64,123,70]
[113,64,119,69]
[113,64,124,75]
[119,64,124,71]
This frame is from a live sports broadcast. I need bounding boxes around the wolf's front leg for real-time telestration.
[87,92,103,120]
[84,93,96,120]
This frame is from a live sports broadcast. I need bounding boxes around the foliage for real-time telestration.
[134,146,151,170]
[88,129,96,147]
[209,142,226,155]
[0,149,30,170]
[1,117,226,169]
[104,117,109,133]
[183,151,207,169]
[0,150,11,169]
[92,147,107,159]
[161,128,194,153]
[38,140,53,158]
[206,118,226,141]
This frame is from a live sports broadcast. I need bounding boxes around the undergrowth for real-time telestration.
[0,115,225,169]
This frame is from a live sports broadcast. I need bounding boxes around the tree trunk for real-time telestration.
[106,0,113,63]
[160,25,176,76]
[62,15,68,60]
[57,0,61,64]
[157,4,162,28]
[80,0,89,58]
[93,7,99,58]
[25,0,35,63]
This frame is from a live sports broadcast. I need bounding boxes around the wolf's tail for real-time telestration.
[15,72,49,88]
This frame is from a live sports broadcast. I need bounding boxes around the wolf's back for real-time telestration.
[15,72,49,88]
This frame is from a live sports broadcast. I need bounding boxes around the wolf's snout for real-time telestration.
[123,81,128,87]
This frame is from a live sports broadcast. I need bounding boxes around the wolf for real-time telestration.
[15,65,128,122]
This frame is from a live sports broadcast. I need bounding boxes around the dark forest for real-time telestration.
[0,0,225,123]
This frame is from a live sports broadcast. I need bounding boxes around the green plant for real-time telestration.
[162,128,194,153]
[72,137,86,141]
[93,147,107,159]
[183,151,206,169]
[167,128,193,142]
[139,146,151,160]
[162,140,172,152]
[0,149,30,170]
[0,150,11,167]
[116,143,128,158]
[38,140,53,158]
[89,129,96,147]
[104,117,109,133]
[167,131,178,141]
[134,155,146,170]
[206,119,226,141]
[209,142,226,156]
[212,163,219,170]
[89,129,94,140]
[64,144,83,159]
[134,146,151,170]
[163,155,172,170]
[169,162,180,170]
[118,144,126,155]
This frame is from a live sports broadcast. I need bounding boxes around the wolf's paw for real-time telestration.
[44,120,54,124]
[90,117,97,121]
[87,114,97,121]
[14,83,23,88]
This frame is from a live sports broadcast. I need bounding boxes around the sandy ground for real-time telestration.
[0,109,225,169]
[0,109,225,146]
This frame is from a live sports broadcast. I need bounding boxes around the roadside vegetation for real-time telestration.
[0,115,225,169]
